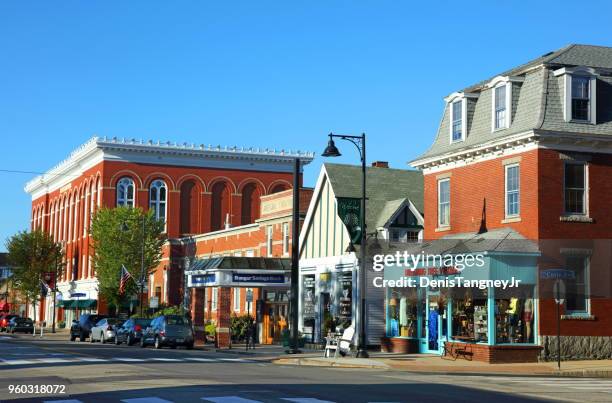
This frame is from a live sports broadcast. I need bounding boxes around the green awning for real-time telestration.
[61,299,97,309]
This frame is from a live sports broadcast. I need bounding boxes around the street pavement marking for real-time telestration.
[1,359,34,365]
[150,358,182,362]
[113,357,146,362]
[121,398,174,403]
[76,357,107,362]
[282,399,336,403]
[186,357,217,362]
[218,358,252,362]
[43,400,83,403]
[202,397,263,403]
[37,358,71,363]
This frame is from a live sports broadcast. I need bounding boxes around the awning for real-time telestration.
[186,257,292,288]
[60,299,97,309]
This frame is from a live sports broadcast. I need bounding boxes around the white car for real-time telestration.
[90,318,124,344]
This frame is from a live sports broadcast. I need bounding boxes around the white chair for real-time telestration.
[324,326,355,358]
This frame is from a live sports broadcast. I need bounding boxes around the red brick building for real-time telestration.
[25,136,313,326]
[411,44,612,361]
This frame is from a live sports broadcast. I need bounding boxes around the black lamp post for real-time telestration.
[322,132,369,358]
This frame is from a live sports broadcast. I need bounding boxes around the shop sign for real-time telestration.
[302,274,316,319]
[540,269,575,280]
[337,197,362,245]
[149,296,159,309]
[338,272,352,320]
[232,273,285,284]
[191,273,216,286]
[246,289,253,302]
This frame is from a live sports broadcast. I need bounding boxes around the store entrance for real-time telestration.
[419,289,447,354]
[261,290,288,345]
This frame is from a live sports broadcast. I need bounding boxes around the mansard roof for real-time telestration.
[412,44,612,166]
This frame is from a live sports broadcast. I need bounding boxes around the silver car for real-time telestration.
[90,318,125,344]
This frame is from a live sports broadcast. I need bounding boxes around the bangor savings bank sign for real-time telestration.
[188,271,290,288]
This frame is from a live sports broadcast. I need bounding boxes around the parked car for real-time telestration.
[90,318,125,344]
[140,315,194,349]
[70,314,107,342]
[8,317,34,333]
[0,314,18,332]
[115,317,151,346]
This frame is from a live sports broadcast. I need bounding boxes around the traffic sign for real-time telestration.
[541,269,575,280]
[553,279,566,305]
[149,296,159,309]
[246,289,253,303]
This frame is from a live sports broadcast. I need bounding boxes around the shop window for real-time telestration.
[337,272,352,330]
[564,162,587,215]
[451,290,488,343]
[494,286,535,344]
[387,289,418,338]
[565,256,589,314]
[301,275,316,343]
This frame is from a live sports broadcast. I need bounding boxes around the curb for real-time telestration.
[273,358,390,370]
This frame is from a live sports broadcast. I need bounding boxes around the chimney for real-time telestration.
[371,161,389,168]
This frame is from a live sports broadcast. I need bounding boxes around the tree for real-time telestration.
[5,229,64,322]
[90,207,165,311]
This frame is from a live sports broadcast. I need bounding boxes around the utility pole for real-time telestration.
[288,158,301,354]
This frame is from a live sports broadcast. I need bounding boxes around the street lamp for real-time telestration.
[321,132,369,358]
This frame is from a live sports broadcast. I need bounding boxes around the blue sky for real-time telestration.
[1,1,611,251]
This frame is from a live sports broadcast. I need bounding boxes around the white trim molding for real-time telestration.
[553,66,598,124]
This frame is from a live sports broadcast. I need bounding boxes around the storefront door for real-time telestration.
[419,290,445,354]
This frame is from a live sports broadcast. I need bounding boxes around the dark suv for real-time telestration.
[70,314,107,342]
[140,315,194,349]
[115,318,151,345]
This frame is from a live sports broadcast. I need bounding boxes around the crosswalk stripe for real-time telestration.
[37,358,70,363]
[186,357,216,362]
[121,398,174,403]
[113,358,145,362]
[202,397,262,403]
[150,358,181,362]
[76,357,107,362]
[282,398,336,403]
[2,359,33,365]
[218,358,251,362]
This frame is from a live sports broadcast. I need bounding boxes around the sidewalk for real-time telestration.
[273,351,612,378]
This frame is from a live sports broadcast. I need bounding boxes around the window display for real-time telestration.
[495,287,535,343]
[387,289,418,337]
[451,290,487,342]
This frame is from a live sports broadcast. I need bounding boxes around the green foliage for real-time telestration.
[157,305,183,316]
[230,314,254,341]
[205,321,217,337]
[90,207,165,309]
[5,229,64,318]
[58,321,66,329]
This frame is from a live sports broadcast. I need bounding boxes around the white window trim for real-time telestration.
[117,177,136,208]
[491,82,512,131]
[554,66,598,124]
[504,163,520,218]
[437,178,450,228]
[282,222,290,256]
[266,225,273,257]
[233,287,240,312]
[211,287,218,311]
[149,180,168,231]
[565,256,591,316]
[563,161,589,216]
[448,97,466,143]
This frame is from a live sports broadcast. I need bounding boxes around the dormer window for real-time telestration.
[494,85,507,129]
[554,66,597,124]
[451,100,463,141]
[571,76,590,121]
[487,76,522,131]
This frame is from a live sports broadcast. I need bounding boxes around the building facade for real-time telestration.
[410,44,612,361]
[25,136,313,325]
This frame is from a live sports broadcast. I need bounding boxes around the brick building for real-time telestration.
[24,136,313,325]
[407,44,612,362]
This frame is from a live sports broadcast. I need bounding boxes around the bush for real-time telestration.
[57,321,66,329]
[205,321,216,337]
[230,314,254,341]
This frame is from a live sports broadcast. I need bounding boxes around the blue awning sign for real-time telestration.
[540,269,576,280]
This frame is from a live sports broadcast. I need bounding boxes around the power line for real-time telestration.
[0,169,80,178]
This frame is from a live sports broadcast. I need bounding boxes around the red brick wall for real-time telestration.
[423,149,539,240]
[444,342,541,363]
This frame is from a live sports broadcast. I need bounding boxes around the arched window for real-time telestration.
[241,183,261,225]
[211,181,230,231]
[149,180,167,228]
[180,180,198,235]
[117,177,135,207]
[270,183,290,194]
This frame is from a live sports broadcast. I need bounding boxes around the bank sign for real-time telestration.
[232,273,286,284]
[190,273,216,286]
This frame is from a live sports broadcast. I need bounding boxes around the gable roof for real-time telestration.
[413,44,612,165]
[324,163,424,230]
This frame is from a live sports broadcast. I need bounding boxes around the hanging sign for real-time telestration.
[337,197,362,245]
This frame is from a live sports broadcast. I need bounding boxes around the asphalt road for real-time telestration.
[0,334,611,403]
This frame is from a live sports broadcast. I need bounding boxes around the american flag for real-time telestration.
[119,265,133,295]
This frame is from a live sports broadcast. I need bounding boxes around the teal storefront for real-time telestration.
[380,251,542,362]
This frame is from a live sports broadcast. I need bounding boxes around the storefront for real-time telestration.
[185,257,292,346]
[381,250,541,363]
